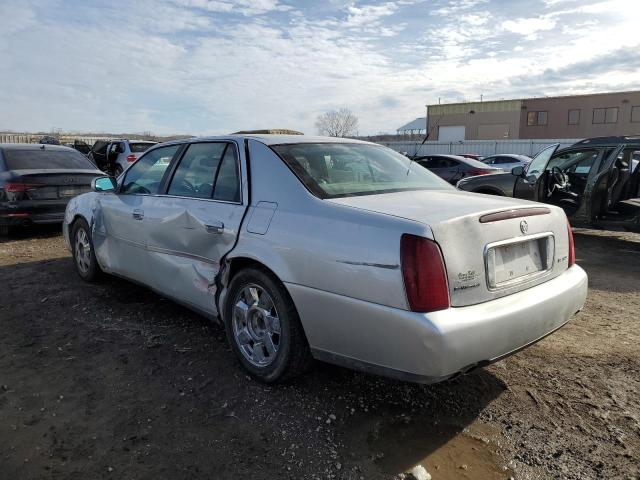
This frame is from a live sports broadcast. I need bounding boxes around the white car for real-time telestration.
[63,135,588,383]
[481,154,531,172]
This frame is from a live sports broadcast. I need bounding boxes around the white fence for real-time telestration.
[0,133,107,145]
[380,138,582,157]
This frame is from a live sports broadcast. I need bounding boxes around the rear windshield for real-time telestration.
[272,143,452,199]
[3,149,97,170]
[129,143,156,153]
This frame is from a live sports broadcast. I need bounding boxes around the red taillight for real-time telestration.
[400,234,450,313]
[5,182,43,192]
[567,221,575,267]
[126,154,137,162]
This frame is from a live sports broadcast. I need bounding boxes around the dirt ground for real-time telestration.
[0,226,638,480]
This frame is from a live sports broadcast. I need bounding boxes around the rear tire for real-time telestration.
[0,225,10,237]
[223,266,312,383]
[71,218,102,282]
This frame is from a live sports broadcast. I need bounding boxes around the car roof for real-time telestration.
[0,143,77,152]
[416,154,468,160]
[571,135,640,147]
[485,154,530,160]
[155,134,372,148]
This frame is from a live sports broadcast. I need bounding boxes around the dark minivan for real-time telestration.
[0,144,103,235]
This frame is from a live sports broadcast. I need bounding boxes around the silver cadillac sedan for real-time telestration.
[63,135,588,383]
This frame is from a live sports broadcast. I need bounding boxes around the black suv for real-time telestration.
[456,136,640,232]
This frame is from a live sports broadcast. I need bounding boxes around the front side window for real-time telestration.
[120,145,180,195]
[526,144,559,176]
[547,149,599,175]
[168,143,227,199]
[272,143,452,199]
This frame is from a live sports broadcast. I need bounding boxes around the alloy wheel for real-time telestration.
[232,284,281,367]
[74,227,91,274]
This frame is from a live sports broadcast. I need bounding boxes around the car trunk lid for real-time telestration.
[6,169,100,200]
[328,189,571,307]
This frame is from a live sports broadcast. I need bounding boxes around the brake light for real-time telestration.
[4,182,43,192]
[567,221,575,267]
[126,154,137,162]
[400,234,450,312]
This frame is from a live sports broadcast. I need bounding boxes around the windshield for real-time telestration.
[129,142,156,153]
[272,143,453,199]
[3,149,97,170]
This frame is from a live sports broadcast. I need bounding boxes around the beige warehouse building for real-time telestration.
[426,91,640,141]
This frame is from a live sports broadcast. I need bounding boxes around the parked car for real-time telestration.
[412,154,500,184]
[70,139,92,156]
[0,144,104,235]
[64,135,587,383]
[89,139,157,176]
[481,154,531,172]
[457,136,640,232]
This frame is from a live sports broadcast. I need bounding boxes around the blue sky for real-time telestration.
[1,0,639,135]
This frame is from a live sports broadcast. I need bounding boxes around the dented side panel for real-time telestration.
[140,195,246,316]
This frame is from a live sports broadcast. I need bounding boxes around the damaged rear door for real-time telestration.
[140,141,246,316]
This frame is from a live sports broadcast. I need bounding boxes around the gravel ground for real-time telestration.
[0,226,638,480]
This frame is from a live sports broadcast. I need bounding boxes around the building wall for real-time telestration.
[427,100,521,140]
[519,91,640,139]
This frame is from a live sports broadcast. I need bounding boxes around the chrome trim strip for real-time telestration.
[479,207,551,223]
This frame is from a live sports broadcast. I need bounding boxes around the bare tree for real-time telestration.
[315,108,359,137]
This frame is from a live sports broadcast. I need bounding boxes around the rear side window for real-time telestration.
[129,143,156,153]
[121,145,180,195]
[213,144,240,202]
[3,149,96,170]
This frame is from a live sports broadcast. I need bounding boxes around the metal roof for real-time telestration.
[397,118,427,132]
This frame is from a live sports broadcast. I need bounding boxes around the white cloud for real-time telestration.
[0,0,640,135]
[501,17,556,37]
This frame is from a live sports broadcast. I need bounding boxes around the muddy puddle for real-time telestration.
[348,415,515,479]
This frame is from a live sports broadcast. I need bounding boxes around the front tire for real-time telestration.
[224,267,312,383]
[71,218,102,282]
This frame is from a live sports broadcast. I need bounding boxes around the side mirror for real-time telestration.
[511,166,524,177]
[92,176,118,192]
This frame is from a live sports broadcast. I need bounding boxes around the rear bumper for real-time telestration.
[288,265,588,383]
[0,201,69,226]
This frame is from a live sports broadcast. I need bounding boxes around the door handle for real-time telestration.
[205,221,224,234]
[132,209,144,220]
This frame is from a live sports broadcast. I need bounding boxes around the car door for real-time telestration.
[140,141,247,316]
[420,157,455,182]
[445,158,465,183]
[513,144,559,201]
[93,144,182,283]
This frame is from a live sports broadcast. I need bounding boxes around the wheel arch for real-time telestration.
[218,252,300,326]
